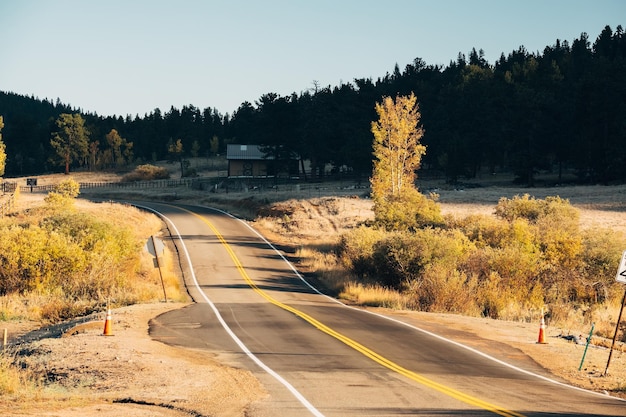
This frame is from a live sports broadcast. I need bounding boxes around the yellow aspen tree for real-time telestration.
[0,116,6,177]
[371,93,425,199]
[370,93,442,230]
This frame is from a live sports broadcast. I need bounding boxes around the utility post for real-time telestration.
[604,250,626,375]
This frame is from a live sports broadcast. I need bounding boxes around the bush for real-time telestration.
[494,194,543,222]
[44,178,80,208]
[338,193,626,322]
[0,224,87,294]
[370,228,473,290]
[338,226,388,280]
[0,201,179,323]
[495,194,579,228]
[407,265,479,313]
[579,228,626,304]
[450,214,508,248]
[373,190,444,231]
[122,164,170,182]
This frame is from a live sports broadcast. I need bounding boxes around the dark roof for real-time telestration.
[226,144,271,160]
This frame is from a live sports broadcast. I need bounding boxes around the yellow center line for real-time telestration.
[188,207,526,417]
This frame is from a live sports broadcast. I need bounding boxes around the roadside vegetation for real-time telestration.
[121,163,170,182]
[0,178,184,397]
[335,195,625,336]
[0,178,183,324]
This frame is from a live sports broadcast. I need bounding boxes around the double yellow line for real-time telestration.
[190,207,525,417]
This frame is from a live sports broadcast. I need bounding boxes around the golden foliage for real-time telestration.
[369,94,439,231]
[0,200,181,323]
[370,93,425,198]
[122,164,170,182]
[337,194,626,320]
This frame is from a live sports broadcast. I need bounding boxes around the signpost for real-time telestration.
[26,178,37,192]
[616,250,626,283]
[145,236,167,302]
[604,250,626,375]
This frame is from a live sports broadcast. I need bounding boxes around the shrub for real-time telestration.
[370,228,473,290]
[579,228,626,303]
[486,235,540,284]
[0,224,87,295]
[373,190,444,231]
[122,164,170,182]
[407,265,479,313]
[0,201,177,323]
[495,194,579,228]
[44,177,80,208]
[451,214,510,248]
[54,178,80,198]
[338,226,388,279]
[494,194,542,222]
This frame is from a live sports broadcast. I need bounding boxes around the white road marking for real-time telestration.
[136,203,325,417]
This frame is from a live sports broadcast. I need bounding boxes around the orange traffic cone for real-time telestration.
[103,309,114,336]
[537,316,546,344]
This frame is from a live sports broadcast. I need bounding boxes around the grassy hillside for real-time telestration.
[0,180,184,324]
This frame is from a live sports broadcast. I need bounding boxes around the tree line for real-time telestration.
[0,25,624,184]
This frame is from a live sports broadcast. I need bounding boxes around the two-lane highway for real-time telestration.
[140,202,625,416]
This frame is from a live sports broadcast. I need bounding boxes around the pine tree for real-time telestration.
[50,113,89,175]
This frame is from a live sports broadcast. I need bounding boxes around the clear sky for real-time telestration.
[1,0,623,118]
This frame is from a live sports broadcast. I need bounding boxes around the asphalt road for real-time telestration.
[139,202,625,417]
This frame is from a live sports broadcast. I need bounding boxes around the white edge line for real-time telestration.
[204,205,626,404]
[132,203,325,417]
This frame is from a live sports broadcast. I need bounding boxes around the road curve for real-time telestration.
[138,201,625,417]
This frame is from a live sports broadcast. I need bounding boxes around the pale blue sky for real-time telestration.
[1,0,623,117]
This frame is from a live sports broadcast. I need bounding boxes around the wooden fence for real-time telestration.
[18,178,194,193]
[7,175,371,204]
[0,183,17,218]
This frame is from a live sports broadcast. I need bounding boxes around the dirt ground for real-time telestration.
[1,181,625,416]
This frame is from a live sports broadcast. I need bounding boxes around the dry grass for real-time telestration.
[339,282,409,309]
[0,351,40,398]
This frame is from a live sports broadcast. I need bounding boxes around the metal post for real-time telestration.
[604,288,626,376]
[151,235,167,302]
[578,322,594,371]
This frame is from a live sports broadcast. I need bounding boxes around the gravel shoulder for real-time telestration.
[2,302,267,417]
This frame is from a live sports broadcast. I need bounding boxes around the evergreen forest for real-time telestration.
[0,25,625,185]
